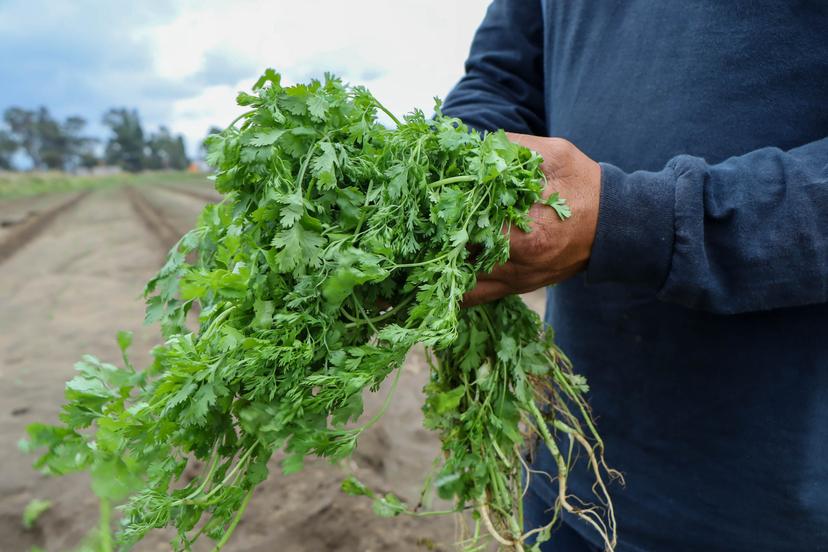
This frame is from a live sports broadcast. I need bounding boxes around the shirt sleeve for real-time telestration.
[441,0,546,135]
[587,137,828,314]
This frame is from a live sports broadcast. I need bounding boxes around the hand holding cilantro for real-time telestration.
[465,134,601,307]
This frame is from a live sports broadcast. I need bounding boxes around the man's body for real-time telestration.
[442,1,828,550]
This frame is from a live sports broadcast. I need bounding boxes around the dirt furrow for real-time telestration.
[0,190,91,266]
[125,186,182,254]
[159,183,222,204]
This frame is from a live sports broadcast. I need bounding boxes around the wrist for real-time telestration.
[585,162,676,287]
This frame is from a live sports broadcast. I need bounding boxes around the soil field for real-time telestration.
[0,179,546,552]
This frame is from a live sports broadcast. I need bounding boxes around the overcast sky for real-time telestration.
[0,0,491,156]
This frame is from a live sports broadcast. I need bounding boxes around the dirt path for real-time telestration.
[124,186,183,254]
[158,183,223,204]
[0,191,92,266]
[3,183,517,552]
[0,193,83,245]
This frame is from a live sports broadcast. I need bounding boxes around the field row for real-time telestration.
[0,184,221,267]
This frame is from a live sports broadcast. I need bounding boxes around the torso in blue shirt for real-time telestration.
[445,2,828,550]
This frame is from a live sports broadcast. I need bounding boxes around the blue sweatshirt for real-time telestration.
[442,2,828,551]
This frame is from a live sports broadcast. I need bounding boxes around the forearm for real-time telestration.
[588,138,828,313]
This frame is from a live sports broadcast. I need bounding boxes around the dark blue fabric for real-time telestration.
[443,1,828,550]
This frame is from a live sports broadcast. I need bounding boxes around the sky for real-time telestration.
[0,0,492,157]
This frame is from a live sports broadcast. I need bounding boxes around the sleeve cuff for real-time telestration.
[585,162,676,289]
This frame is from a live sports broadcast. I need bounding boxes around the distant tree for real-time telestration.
[77,148,99,170]
[0,129,16,170]
[1,105,191,172]
[173,135,189,170]
[35,107,69,170]
[4,107,39,167]
[2,107,97,171]
[145,127,167,170]
[146,126,189,170]
[103,108,145,172]
[63,116,99,170]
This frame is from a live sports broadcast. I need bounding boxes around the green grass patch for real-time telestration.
[0,171,213,200]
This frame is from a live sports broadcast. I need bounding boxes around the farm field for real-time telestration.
[0,174,547,552]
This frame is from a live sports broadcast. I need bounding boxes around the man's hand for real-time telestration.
[463,133,602,307]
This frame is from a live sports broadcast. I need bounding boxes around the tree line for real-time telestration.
[0,106,190,172]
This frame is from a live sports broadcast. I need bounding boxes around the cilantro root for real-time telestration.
[25,70,619,551]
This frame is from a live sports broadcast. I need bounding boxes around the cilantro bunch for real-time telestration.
[25,71,618,551]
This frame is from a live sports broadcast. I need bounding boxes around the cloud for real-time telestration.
[0,0,491,156]
[196,50,260,87]
[158,0,491,153]
[0,1,185,140]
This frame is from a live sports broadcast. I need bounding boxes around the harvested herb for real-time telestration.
[25,71,618,551]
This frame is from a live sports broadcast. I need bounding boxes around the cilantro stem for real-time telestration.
[99,497,112,552]
[527,399,567,480]
[391,251,452,269]
[211,487,254,551]
[339,305,359,323]
[201,305,235,341]
[428,175,477,188]
[490,438,512,469]
[202,444,257,500]
[409,507,466,517]
[178,442,258,506]
[357,366,403,433]
[547,358,605,453]
[355,300,379,334]
[180,444,220,502]
[351,179,373,238]
[295,140,320,195]
[343,293,415,328]
[370,97,402,127]
[225,110,255,131]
